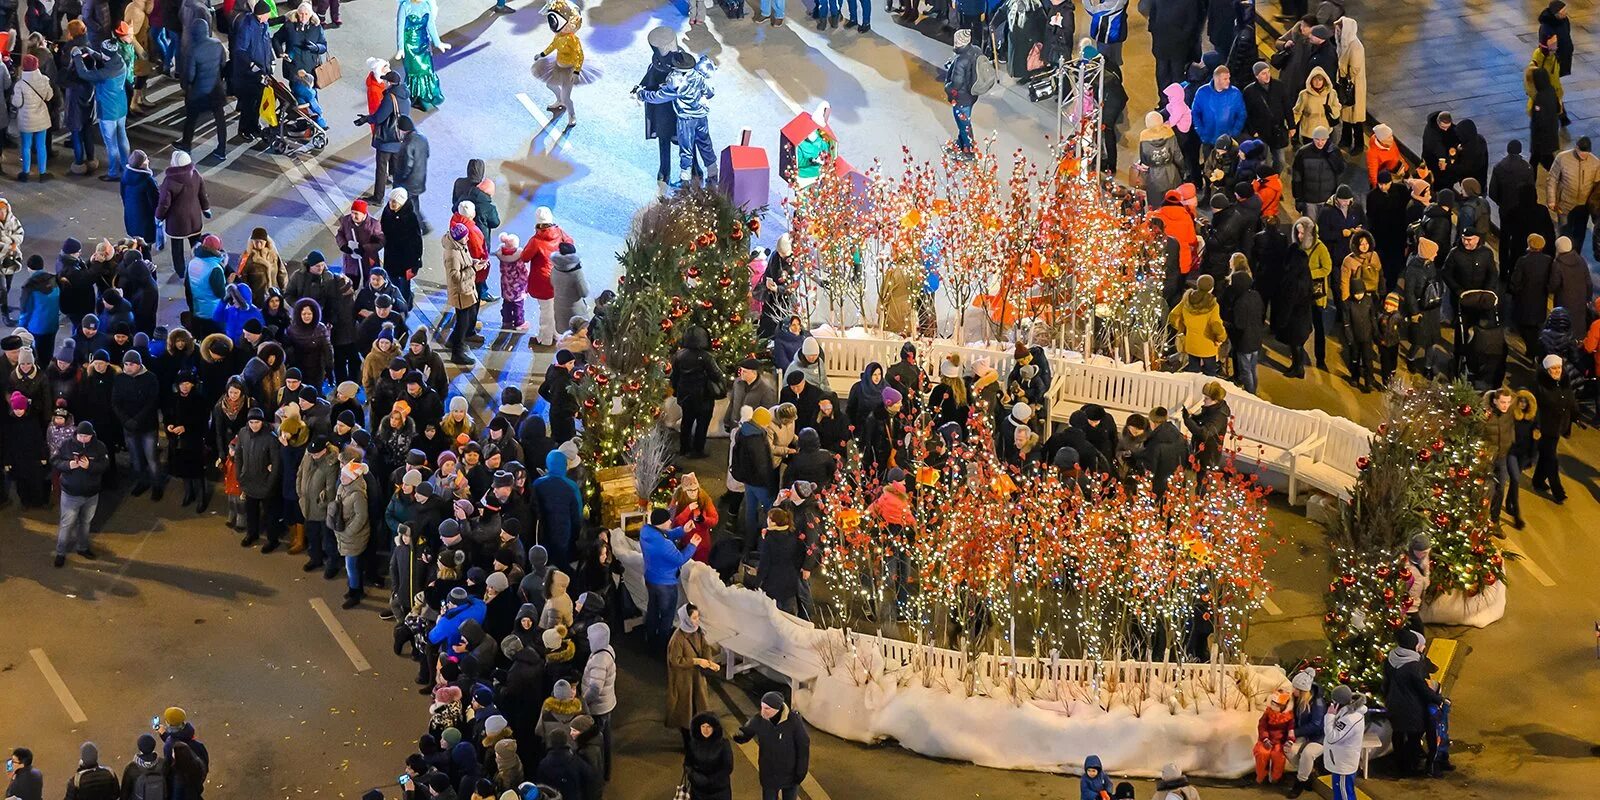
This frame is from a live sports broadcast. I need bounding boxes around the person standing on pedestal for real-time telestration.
[395,0,449,111]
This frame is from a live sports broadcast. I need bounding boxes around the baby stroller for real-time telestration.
[258,73,329,156]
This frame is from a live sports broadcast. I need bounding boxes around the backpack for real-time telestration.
[129,767,167,800]
[971,57,997,96]
[1419,275,1446,311]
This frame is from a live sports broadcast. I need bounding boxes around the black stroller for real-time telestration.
[258,73,329,156]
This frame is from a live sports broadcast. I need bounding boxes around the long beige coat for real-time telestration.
[665,627,720,730]
[1335,18,1366,124]
[442,233,478,310]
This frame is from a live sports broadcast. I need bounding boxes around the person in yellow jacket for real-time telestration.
[1525,33,1564,118]
[532,0,601,129]
[1168,273,1228,376]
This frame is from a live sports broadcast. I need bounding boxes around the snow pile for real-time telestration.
[611,539,1287,778]
[1423,582,1506,628]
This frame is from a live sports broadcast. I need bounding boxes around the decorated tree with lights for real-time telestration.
[574,189,761,479]
[784,155,878,326]
[1401,381,1505,597]
[927,150,1002,342]
[813,409,1274,676]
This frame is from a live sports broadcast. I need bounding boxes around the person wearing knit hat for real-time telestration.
[1533,348,1574,503]
[737,689,808,795]
[54,413,110,567]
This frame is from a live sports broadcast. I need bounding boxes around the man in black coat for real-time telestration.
[1226,271,1266,393]
[234,406,280,551]
[636,27,682,195]
[1532,353,1576,502]
[1381,630,1444,776]
[1443,229,1497,335]
[111,350,164,498]
[735,692,811,800]
[1142,0,1204,94]
[1067,404,1117,466]
[755,507,803,614]
[1488,140,1536,231]
[536,728,600,800]
[1365,170,1412,287]
[1290,128,1345,210]
[51,420,110,567]
[1140,406,1186,501]
[779,371,822,433]
[783,428,836,489]
[392,117,431,231]
[1182,382,1230,481]
[1508,237,1554,352]
[669,325,720,458]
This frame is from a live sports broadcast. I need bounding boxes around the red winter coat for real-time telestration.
[519,225,573,301]
[1151,195,1198,275]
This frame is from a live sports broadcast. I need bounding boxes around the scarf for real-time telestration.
[675,604,700,633]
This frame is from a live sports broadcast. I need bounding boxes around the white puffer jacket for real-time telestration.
[11,69,52,133]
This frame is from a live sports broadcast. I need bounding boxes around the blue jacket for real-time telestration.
[1292,684,1327,742]
[214,283,265,342]
[121,167,160,242]
[229,14,275,83]
[187,246,229,320]
[75,49,130,121]
[428,595,488,645]
[1079,755,1113,800]
[18,270,61,337]
[531,450,584,551]
[640,522,694,586]
[1190,82,1246,146]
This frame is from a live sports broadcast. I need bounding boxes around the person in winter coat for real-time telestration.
[1150,189,1198,279]
[18,269,60,357]
[179,18,228,162]
[233,407,279,550]
[1242,61,1292,169]
[296,437,339,574]
[1290,67,1340,146]
[336,199,386,283]
[735,692,810,800]
[1515,74,1560,181]
[113,350,163,497]
[685,712,733,800]
[62,742,119,800]
[451,159,502,260]
[119,151,161,247]
[1333,16,1366,151]
[1137,112,1186,208]
[532,448,583,571]
[380,189,424,307]
[495,232,531,332]
[442,221,480,366]
[272,3,326,81]
[1341,281,1378,390]
[579,621,616,773]
[1191,65,1246,158]
[1080,754,1113,800]
[1539,1,1574,77]
[1182,380,1231,480]
[1290,126,1344,211]
[551,241,589,329]
[666,604,720,734]
[1253,689,1295,784]
[1533,353,1576,501]
[156,151,212,277]
[1509,233,1555,351]
[1548,235,1592,315]
[1283,669,1327,797]
[1321,685,1367,799]
[52,419,110,565]
[11,55,53,182]
[671,325,722,458]
[229,1,274,138]
[284,298,333,388]
[755,506,803,614]
[1141,0,1202,93]
[521,207,574,345]
[237,229,287,303]
[1224,266,1266,393]
[1316,186,1364,269]
[1547,138,1600,249]
[1168,273,1227,374]
[164,369,211,509]
[1382,630,1442,777]
[360,71,412,200]
[1275,216,1328,376]
[74,40,130,180]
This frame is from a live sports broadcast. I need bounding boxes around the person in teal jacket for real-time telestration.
[72,40,131,180]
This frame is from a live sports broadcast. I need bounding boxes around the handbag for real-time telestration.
[673,768,692,800]
[1335,73,1356,107]
[314,55,342,88]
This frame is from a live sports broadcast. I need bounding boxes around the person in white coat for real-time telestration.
[11,54,54,181]
[581,621,617,778]
[1322,685,1367,800]
[1334,17,1367,153]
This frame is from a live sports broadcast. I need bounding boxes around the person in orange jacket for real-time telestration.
[1150,188,1198,277]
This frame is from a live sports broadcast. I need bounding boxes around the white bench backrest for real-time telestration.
[1227,393,1326,453]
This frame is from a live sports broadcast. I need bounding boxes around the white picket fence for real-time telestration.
[811,330,1370,503]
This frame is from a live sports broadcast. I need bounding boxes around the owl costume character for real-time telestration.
[532,0,601,127]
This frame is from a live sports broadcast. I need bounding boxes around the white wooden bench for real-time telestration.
[1225,393,1330,505]
[706,624,823,694]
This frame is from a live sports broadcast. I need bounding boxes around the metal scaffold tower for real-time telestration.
[1056,54,1106,180]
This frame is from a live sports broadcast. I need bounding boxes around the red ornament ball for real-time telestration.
[1484,572,1498,585]
[1418,449,1433,463]
[718,277,733,287]
[1341,574,1356,586]
[1356,456,1371,470]
[1459,404,1473,416]
[1432,438,1445,451]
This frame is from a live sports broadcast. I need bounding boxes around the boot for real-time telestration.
[180,481,196,507]
[341,588,363,609]
[196,485,212,513]
[1286,778,1307,798]
[288,523,307,555]
[151,481,164,502]
[393,623,412,655]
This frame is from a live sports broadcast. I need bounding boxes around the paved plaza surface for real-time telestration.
[3,0,1600,798]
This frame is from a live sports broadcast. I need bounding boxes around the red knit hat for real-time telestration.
[351,199,369,214]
